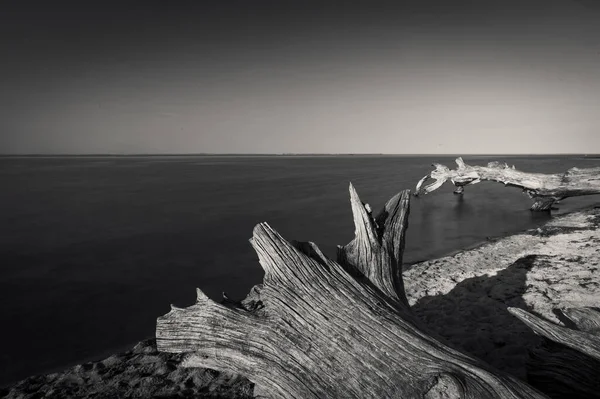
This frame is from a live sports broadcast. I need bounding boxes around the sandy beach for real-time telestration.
[3,205,600,398]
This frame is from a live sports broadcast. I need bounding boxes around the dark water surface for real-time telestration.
[1,155,599,384]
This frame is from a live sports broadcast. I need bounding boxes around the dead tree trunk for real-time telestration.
[156,184,545,399]
[415,157,600,211]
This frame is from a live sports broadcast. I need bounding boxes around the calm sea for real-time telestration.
[1,155,599,385]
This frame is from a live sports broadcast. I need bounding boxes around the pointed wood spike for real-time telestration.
[338,187,412,306]
[196,288,209,303]
[414,173,430,196]
[250,222,324,284]
[378,189,411,266]
[348,182,379,246]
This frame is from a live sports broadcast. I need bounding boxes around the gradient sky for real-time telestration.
[1,1,599,154]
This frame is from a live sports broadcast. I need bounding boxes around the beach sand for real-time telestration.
[1,340,253,398]
[3,206,600,398]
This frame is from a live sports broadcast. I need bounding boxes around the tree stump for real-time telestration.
[156,184,545,399]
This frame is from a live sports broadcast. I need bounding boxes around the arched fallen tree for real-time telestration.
[415,157,600,211]
[156,184,546,399]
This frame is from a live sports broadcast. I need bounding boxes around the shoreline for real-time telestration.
[404,236,502,270]
[3,205,600,397]
[404,200,600,270]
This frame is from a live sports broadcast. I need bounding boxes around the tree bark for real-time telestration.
[415,157,600,211]
[156,184,545,399]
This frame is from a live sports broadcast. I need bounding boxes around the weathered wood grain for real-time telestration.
[509,307,600,361]
[527,340,600,399]
[156,184,546,399]
[509,307,600,398]
[415,157,600,211]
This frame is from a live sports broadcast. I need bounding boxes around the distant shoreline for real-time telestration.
[1,153,598,158]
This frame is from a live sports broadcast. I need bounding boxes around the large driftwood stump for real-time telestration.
[415,157,600,211]
[156,184,545,399]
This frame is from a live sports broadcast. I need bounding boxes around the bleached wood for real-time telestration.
[337,184,410,306]
[415,157,600,211]
[156,184,546,399]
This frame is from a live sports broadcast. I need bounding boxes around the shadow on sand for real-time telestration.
[412,255,543,380]
[413,253,600,399]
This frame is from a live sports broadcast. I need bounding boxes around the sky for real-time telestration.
[1,1,599,154]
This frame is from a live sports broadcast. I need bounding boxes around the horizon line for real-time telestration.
[0,153,599,157]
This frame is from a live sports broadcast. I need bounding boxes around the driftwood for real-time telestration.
[156,184,546,399]
[415,157,600,211]
[509,307,600,398]
[509,307,600,360]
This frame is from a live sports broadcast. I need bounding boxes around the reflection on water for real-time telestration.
[0,155,598,384]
